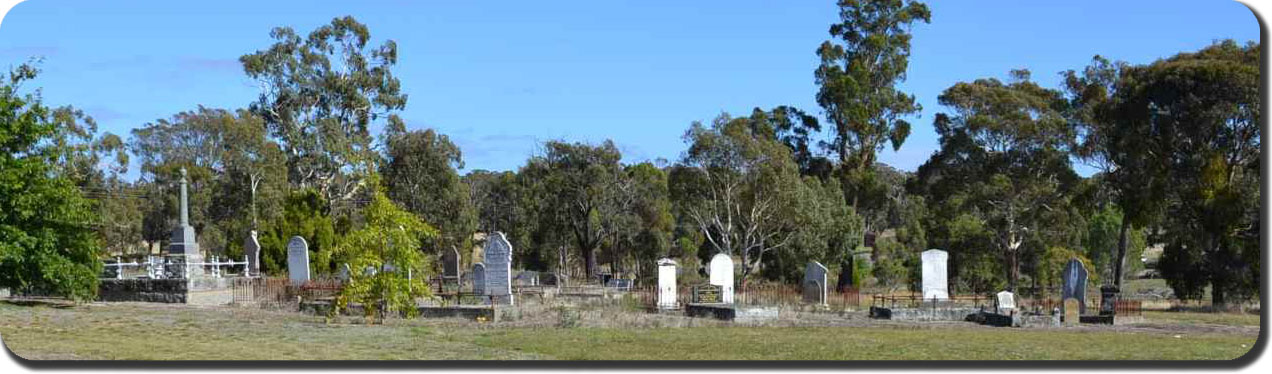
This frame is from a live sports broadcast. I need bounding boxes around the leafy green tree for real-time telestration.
[677,113,804,285]
[928,70,1079,291]
[326,176,438,322]
[130,107,285,259]
[1063,56,1170,292]
[521,140,624,279]
[381,123,477,255]
[241,16,407,209]
[0,63,102,301]
[1082,205,1146,280]
[261,189,338,276]
[1137,41,1260,308]
[815,0,930,221]
[607,162,674,280]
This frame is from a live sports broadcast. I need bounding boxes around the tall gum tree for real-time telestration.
[240,16,407,211]
[814,0,930,224]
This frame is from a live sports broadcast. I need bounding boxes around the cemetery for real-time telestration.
[0,0,1260,363]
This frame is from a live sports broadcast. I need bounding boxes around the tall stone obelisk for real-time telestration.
[169,168,203,278]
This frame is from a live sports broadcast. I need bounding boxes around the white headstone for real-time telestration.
[481,232,514,305]
[921,249,949,300]
[996,290,1016,314]
[286,236,310,285]
[803,261,828,305]
[657,258,678,310]
[244,231,261,277]
[708,253,734,304]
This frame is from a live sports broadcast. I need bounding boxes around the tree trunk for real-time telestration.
[584,247,597,281]
[1112,219,1130,290]
[1007,249,1018,292]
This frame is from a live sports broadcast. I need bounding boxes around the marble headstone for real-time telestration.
[286,236,310,285]
[921,249,949,300]
[803,261,828,305]
[708,253,734,304]
[1062,258,1088,316]
[481,232,513,305]
[996,290,1016,314]
[472,263,486,295]
[657,258,678,310]
[243,231,261,277]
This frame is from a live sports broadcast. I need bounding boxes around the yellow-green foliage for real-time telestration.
[1038,246,1098,289]
[326,183,439,322]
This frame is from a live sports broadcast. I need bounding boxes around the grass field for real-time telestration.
[0,301,1259,360]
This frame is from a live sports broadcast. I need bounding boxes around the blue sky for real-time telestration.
[0,0,1260,178]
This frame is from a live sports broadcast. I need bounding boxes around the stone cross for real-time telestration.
[708,253,734,304]
[921,249,949,300]
[1062,258,1089,316]
[286,236,310,285]
[803,261,828,305]
[657,258,678,310]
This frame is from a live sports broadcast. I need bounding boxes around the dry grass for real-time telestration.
[0,299,1259,361]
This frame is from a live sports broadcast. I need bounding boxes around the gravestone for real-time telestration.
[1062,258,1088,316]
[803,261,828,305]
[657,258,678,310]
[286,236,309,285]
[338,263,351,281]
[243,231,261,277]
[442,246,461,280]
[481,232,514,305]
[472,263,486,295]
[1100,285,1120,315]
[996,290,1016,314]
[921,249,949,300]
[1063,298,1080,326]
[708,253,734,304]
[695,284,723,304]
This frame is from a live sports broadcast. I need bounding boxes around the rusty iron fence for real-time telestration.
[628,284,863,311]
[870,293,990,309]
[231,278,345,306]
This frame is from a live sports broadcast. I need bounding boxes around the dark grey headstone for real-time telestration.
[443,247,460,279]
[472,263,486,295]
[803,261,828,304]
[1062,258,1088,315]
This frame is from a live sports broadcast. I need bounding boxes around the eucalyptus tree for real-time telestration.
[523,140,624,279]
[677,113,804,285]
[381,122,477,255]
[1062,56,1168,292]
[241,16,407,210]
[922,70,1081,291]
[814,0,930,225]
[1136,41,1260,308]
